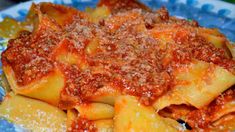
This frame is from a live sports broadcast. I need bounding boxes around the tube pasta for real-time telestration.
[67,109,113,132]
[67,109,77,129]
[154,59,235,110]
[226,42,235,59]
[28,2,81,27]
[94,119,113,132]
[3,66,65,105]
[89,85,121,105]
[212,101,235,122]
[199,31,231,58]
[86,6,111,23]
[114,95,182,132]
[153,88,187,111]
[75,103,114,120]
[212,113,235,131]
[0,1,235,131]
[172,60,235,108]
[0,93,66,131]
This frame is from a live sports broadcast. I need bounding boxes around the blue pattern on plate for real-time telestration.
[0,0,235,131]
[218,9,231,17]
[0,119,15,132]
[186,0,198,6]
[201,4,214,12]
[71,0,98,10]
[0,0,234,41]
[143,0,235,42]
[0,87,4,102]
[1,14,13,19]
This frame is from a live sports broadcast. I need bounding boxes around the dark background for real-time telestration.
[0,0,235,11]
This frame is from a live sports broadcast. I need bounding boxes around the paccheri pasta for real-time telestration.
[0,0,234,131]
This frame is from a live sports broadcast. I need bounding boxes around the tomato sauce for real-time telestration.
[1,3,235,131]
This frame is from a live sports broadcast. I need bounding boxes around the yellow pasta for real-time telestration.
[67,109,77,129]
[0,0,234,131]
[114,95,182,132]
[173,60,235,108]
[94,119,113,132]
[212,113,235,131]
[0,93,66,131]
[75,103,114,120]
[67,108,113,131]
[153,89,187,111]
[211,98,235,122]
[200,32,231,58]
[86,6,111,23]
[89,85,121,105]
[3,66,65,106]
[154,59,235,110]
[29,2,80,27]
[226,42,235,58]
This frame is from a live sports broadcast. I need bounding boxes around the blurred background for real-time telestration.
[0,0,234,11]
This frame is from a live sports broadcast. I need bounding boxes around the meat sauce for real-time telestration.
[186,88,235,129]
[1,2,235,131]
[69,117,96,132]
[2,5,235,106]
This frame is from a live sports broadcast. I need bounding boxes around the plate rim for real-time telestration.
[0,0,235,22]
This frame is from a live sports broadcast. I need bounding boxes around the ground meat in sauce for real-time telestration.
[186,88,235,129]
[69,118,97,132]
[1,1,235,124]
[98,0,151,13]
[1,30,59,85]
[2,5,234,105]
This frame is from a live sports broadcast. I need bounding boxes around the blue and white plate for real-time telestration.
[0,0,235,131]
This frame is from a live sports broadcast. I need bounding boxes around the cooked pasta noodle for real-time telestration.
[0,0,234,131]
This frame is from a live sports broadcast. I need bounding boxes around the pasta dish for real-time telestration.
[0,0,234,131]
